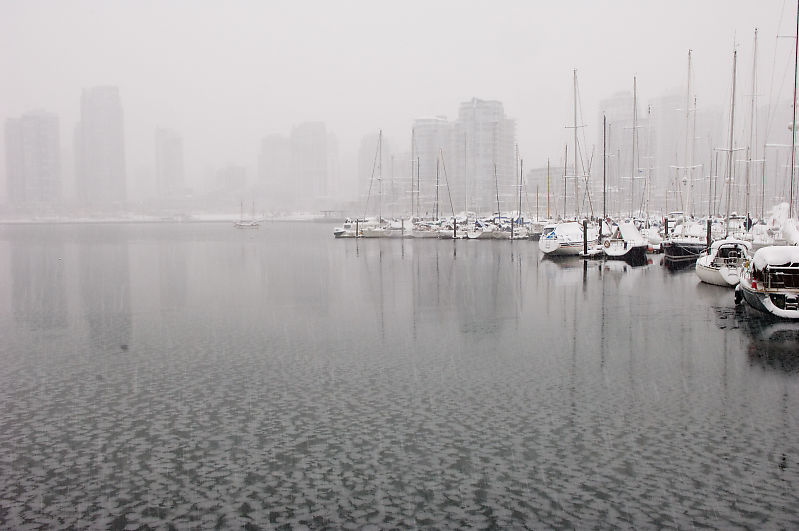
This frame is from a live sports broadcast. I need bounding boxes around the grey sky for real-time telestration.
[0,0,795,195]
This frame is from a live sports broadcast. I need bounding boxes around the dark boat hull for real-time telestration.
[662,240,706,269]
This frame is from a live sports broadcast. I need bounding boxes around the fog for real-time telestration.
[0,0,796,216]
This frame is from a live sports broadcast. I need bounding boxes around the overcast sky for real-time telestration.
[1,0,797,192]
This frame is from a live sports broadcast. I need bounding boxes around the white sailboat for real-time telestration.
[234,200,260,229]
[736,246,799,318]
[541,70,594,256]
[602,221,649,265]
[736,2,799,318]
[696,238,751,286]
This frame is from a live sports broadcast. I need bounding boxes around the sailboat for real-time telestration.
[541,70,595,256]
[694,48,754,286]
[736,2,799,318]
[234,200,260,229]
[602,221,649,265]
[696,238,752,286]
[663,51,707,267]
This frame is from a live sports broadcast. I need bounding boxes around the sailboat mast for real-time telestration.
[573,69,579,218]
[546,158,551,219]
[791,0,799,217]
[416,157,421,220]
[494,163,501,220]
[745,28,758,223]
[682,50,692,214]
[631,76,638,218]
[519,158,524,223]
[464,133,469,215]
[563,145,568,219]
[603,114,607,220]
[435,155,440,220]
[411,128,415,219]
[378,129,383,222]
[725,50,738,238]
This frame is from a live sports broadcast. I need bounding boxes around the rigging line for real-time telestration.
[439,148,456,218]
[362,132,381,221]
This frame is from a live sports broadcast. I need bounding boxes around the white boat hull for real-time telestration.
[539,238,583,256]
[739,268,799,319]
[695,258,740,287]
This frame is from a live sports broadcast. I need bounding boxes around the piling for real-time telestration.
[583,219,588,255]
[706,219,712,251]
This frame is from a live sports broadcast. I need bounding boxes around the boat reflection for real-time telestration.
[745,320,799,373]
[715,305,799,373]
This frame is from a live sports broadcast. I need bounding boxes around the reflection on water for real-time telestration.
[712,303,799,374]
[0,222,797,529]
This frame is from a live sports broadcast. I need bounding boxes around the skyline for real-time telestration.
[1,1,797,206]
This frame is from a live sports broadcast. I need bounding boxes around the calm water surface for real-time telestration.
[0,222,797,529]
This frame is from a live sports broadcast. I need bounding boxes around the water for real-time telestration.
[0,222,797,529]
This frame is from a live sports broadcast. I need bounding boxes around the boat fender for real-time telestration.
[734,285,743,305]
[603,240,611,248]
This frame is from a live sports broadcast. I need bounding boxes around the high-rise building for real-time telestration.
[155,128,184,198]
[412,116,452,218]
[291,122,331,205]
[4,110,61,204]
[75,86,126,205]
[258,133,291,210]
[257,122,338,212]
[452,98,516,215]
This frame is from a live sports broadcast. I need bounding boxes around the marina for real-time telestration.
[1,221,798,528]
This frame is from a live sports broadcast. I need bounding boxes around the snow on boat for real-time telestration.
[695,238,751,287]
[539,221,586,256]
[602,221,649,265]
[736,246,799,319]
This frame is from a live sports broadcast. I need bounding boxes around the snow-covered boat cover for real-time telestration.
[710,238,751,251]
[752,245,799,270]
[618,221,646,244]
[555,222,583,240]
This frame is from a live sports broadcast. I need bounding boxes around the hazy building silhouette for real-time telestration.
[290,122,333,209]
[155,127,185,198]
[4,110,61,204]
[75,86,126,205]
[452,98,516,215]
[258,122,338,213]
[258,133,291,210]
[413,116,452,218]
[215,164,247,195]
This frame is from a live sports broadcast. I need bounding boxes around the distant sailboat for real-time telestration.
[234,200,260,229]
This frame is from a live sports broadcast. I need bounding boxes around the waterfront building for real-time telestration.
[4,110,61,204]
[74,86,126,205]
[155,128,185,198]
[412,116,452,218]
[258,122,338,212]
[452,98,516,216]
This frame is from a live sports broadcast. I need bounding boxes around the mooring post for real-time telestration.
[583,219,588,256]
[706,219,712,251]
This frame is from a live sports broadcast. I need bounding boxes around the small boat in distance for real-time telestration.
[234,200,260,229]
[736,246,799,319]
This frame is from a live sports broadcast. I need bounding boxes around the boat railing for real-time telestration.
[764,265,799,291]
